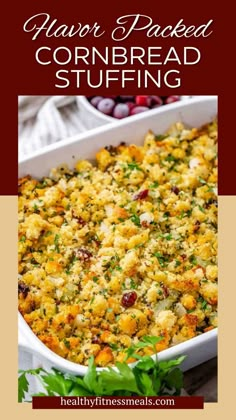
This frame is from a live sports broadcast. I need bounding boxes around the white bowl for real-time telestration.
[76,95,192,126]
[19,96,218,376]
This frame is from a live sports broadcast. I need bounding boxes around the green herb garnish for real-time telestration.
[154,252,169,267]
[18,337,186,401]
[130,214,141,227]
[149,181,159,189]
[127,162,142,171]
[198,205,205,213]
[54,234,60,252]
[189,254,197,265]
[155,134,168,141]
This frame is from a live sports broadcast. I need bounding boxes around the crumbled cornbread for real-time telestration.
[18,120,218,366]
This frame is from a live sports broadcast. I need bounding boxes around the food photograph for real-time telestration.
[18,95,218,402]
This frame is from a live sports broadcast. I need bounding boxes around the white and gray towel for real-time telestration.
[18,95,108,159]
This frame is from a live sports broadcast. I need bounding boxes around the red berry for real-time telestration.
[171,186,180,195]
[130,106,149,115]
[126,101,136,112]
[150,96,163,107]
[162,285,169,298]
[90,96,104,108]
[113,103,129,119]
[165,96,180,104]
[121,291,137,308]
[133,189,149,200]
[91,335,100,344]
[135,95,151,107]
[97,98,115,115]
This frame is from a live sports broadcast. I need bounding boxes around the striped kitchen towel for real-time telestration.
[18,95,108,160]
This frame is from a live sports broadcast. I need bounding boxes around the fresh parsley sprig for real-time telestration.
[18,336,186,401]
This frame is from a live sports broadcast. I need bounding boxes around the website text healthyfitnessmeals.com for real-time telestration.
[60,397,175,407]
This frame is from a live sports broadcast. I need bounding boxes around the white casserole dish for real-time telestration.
[18,96,218,376]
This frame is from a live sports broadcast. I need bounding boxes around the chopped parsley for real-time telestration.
[154,252,169,267]
[130,214,141,227]
[189,254,197,265]
[149,181,159,189]
[44,231,52,237]
[199,177,207,185]
[198,205,205,213]
[165,155,178,163]
[155,134,168,141]
[130,278,138,289]
[127,162,142,171]
[54,234,60,252]
[197,296,208,310]
[159,233,172,241]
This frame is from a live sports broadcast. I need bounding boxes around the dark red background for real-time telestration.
[32,396,204,409]
[1,0,234,194]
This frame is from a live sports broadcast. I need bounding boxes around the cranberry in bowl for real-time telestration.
[77,95,191,123]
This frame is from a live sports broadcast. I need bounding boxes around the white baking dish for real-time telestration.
[18,96,218,376]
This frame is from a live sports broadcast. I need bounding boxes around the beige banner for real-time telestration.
[1,195,234,419]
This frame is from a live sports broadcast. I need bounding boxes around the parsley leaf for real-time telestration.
[54,234,60,252]
[189,254,197,265]
[155,134,168,141]
[130,214,141,226]
[42,369,75,396]
[127,162,142,171]
[154,252,169,267]
[18,340,186,400]
[98,363,140,395]
[18,372,29,402]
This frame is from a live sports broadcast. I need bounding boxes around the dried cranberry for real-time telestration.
[30,301,36,311]
[121,291,137,308]
[133,189,149,200]
[91,335,100,344]
[171,186,180,195]
[72,210,86,226]
[18,282,30,298]
[75,248,93,262]
[162,284,169,298]
[77,217,86,226]
[193,220,201,232]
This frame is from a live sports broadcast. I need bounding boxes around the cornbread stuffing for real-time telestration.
[18,120,218,366]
